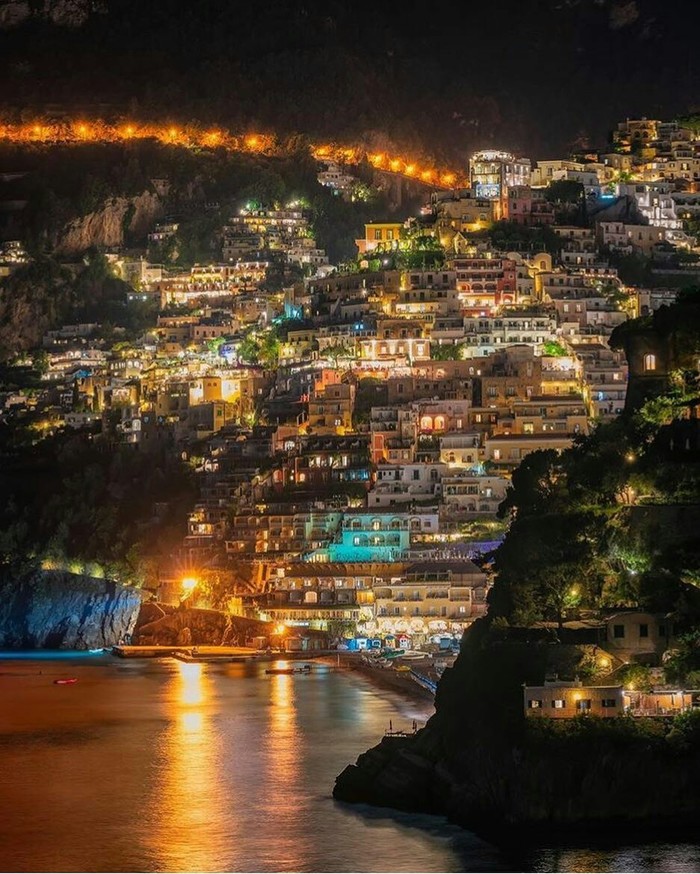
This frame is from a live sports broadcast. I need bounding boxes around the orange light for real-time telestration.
[390,159,401,171]
[181,576,198,593]
[404,164,416,176]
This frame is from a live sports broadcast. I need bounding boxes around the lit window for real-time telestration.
[552,699,565,709]
[643,354,656,372]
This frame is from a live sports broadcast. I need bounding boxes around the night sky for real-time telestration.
[0,0,698,159]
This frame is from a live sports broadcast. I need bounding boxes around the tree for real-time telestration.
[544,180,585,205]
[498,450,564,519]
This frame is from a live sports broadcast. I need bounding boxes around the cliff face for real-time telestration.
[334,622,700,836]
[57,190,162,255]
[0,568,142,649]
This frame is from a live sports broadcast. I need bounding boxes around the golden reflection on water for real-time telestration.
[146,660,226,872]
[264,663,309,870]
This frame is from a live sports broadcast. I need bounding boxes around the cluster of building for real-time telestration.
[2,115,699,654]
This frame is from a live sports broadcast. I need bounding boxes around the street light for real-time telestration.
[181,577,198,603]
[182,577,197,592]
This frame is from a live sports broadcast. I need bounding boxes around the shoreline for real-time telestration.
[339,656,437,705]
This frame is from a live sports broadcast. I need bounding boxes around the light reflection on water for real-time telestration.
[0,656,698,873]
[145,660,227,872]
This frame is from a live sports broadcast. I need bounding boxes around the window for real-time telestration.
[639,623,649,638]
[374,229,382,240]
[386,229,394,240]
[644,353,656,372]
[493,449,501,461]
[576,699,592,712]
[602,699,617,709]
[552,699,565,709]
[613,624,625,639]
[528,699,543,709]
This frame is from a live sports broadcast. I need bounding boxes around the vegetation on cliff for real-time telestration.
[0,423,195,585]
[0,252,155,359]
[491,295,700,630]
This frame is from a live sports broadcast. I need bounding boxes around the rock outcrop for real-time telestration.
[57,190,163,255]
[132,602,272,646]
[334,620,700,839]
[0,568,141,649]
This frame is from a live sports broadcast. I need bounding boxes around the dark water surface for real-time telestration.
[1,653,699,873]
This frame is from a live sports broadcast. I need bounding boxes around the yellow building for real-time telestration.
[356,223,403,255]
[306,383,355,435]
[524,682,624,718]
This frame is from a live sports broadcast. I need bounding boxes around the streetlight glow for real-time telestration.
[182,576,198,593]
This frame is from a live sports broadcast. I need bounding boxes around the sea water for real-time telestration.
[0,654,698,873]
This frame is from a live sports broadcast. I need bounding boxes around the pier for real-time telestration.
[111,644,341,663]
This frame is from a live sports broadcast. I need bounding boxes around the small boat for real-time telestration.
[265,665,312,675]
[54,678,78,685]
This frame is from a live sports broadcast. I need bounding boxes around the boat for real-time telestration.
[53,678,78,685]
[265,664,312,675]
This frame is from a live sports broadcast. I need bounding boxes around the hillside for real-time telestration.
[1,1,698,157]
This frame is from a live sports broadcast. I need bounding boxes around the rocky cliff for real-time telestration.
[334,620,700,839]
[0,568,141,649]
[57,190,162,256]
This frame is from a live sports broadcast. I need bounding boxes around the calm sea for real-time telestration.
[1,653,699,873]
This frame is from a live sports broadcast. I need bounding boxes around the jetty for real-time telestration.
[111,645,340,663]
[111,644,258,660]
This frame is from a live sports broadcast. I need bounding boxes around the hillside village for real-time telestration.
[1,114,700,686]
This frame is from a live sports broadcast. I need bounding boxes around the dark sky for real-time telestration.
[0,0,698,159]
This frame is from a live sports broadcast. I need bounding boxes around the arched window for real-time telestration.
[643,353,656,372]
[420,416,433,431]
[434,415,446,431]
[304,591,318,604]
